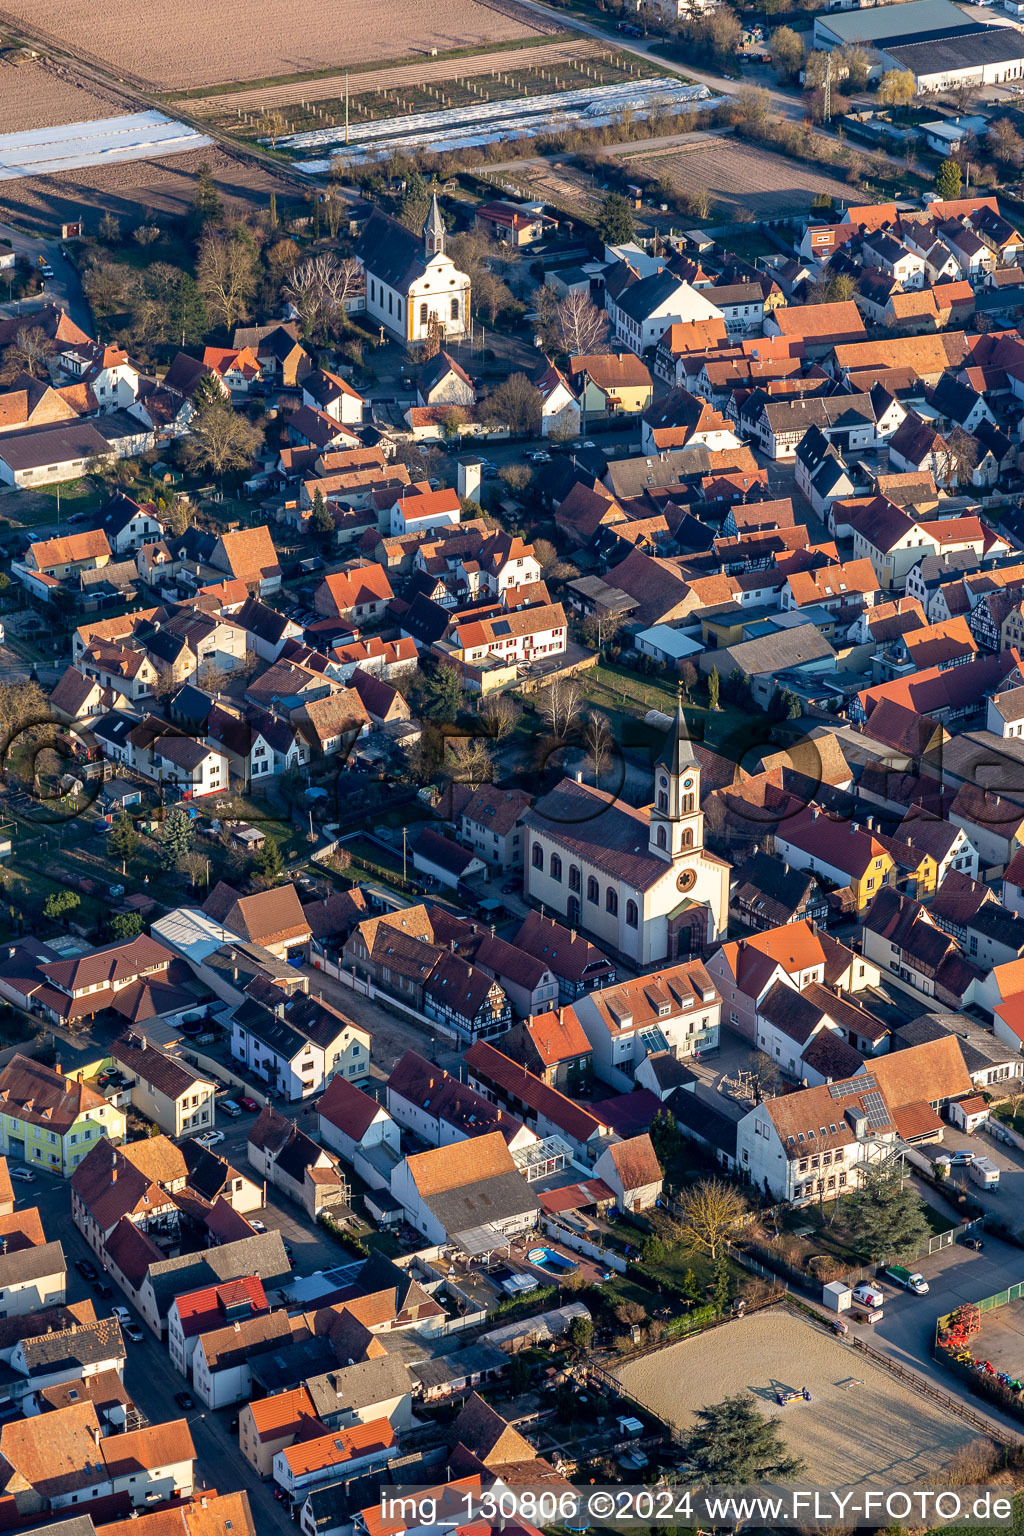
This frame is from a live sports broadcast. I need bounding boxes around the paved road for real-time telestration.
[24,1167,295,1536]
[0,222,92,336]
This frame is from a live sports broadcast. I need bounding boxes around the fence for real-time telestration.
[541,1217,628,1273]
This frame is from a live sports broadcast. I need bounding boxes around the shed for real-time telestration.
[948,1095,989,1133]
[822,1280,852,1312]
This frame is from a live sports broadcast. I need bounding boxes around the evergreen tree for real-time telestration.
[597,191,634,245]
[843,1161,932,1263]
[159,807,195,871]
[254,835,284,883]
[309,488,334,539]
[168,273,208,346]
[935,158,962,200]
[192,161,221,225]
[107,812,138,865]
[110,912,144,941]
[422,662,462,725]
[708,666,721,711]
[684,1394,805,1484]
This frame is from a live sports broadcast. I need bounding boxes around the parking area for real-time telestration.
[935,1125,1024,1233]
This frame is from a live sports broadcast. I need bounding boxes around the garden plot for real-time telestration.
[613,1308,974,1488]
[0,111,211,181]
[623,135,855,216]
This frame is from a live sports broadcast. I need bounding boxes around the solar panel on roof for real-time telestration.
[828,1073,876,1099]
[492,620,511,636]
[861,1090,889,1129]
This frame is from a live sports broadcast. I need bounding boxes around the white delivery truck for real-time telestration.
[969,1156,1000,1190]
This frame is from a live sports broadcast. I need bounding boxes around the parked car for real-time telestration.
[111,1306,131,1325]
[76,1258,98,1281]
[174,1391,195,1411]
[94,1281,112,1300]
[951,1150,975,1167]
[195,1129,225,1147]
[124,1323,144,1343]
[961,1235,985,1251]
[250,1219,267,1234]
[9,1168,34,1183]
[219,1100,242,1118]
[501,879,520,894]
[852,1283,884,1309]
[239,1096,260,1112]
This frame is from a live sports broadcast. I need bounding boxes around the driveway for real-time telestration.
[0,221,92,336]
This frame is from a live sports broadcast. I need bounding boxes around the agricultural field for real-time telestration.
[0,0,545,90]
[182,36,593,116]
[613,1308,974,1487]
[625,133,856,216]
[0,147,296,235]
[0,54,127,133]
[196,43,659,146]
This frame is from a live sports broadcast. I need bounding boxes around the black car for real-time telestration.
[75,1258,98,1281]
[961,1235,985,1251]
[174,1390,195,1411]
[93,1280,113,1299]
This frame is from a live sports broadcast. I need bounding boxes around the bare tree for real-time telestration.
[285,252,362,342]
[673,1178,746,1260]
[479,693,521,742]
[539,677,583,739]
[555,288,610,356]
[584,710,614,781]
[2,325,52,381]
[480,373,542,437]
[196,226,261,329]
[443,735,493,788]
[181,403,263,478]
[939,426,979,488]
[259,109,288,149]
[164,495,194,539]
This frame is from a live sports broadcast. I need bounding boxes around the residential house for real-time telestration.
[110,1033,217,1139]
[573,961,721,1090]
[389,1132,541,1249]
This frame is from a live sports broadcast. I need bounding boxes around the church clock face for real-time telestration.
[676,868,697,893]
[684,778,693,790]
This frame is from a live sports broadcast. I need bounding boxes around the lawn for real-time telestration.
[769,1191,956,1275]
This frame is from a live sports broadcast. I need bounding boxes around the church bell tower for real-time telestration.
[649,695,704,863]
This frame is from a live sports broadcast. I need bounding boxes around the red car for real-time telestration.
[239,1096,260,1112]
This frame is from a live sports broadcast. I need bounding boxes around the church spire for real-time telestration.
[657,686,697,777]
[424,193,445,257]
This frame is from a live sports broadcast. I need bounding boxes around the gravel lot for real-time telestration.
[0,57,127,133]
[613,1308,976,1488]
[627,134,855,217]
[0,0,542,90]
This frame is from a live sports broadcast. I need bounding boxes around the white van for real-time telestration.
[852,1283,884,1308]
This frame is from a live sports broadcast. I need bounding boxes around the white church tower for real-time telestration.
[649,696,704,863]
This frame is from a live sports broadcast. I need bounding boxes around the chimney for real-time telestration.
[851,822,859,835]
[111,1168,117,1183]
[558,1007,564,1024]
[201,1498,208,1510]
[234,1321,241,1333]
[570,929,576,941]
[811,808,819,821]
[92,1426,101,1447]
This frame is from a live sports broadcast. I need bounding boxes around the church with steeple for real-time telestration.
[523,701,730,966]
[356,194,471,345]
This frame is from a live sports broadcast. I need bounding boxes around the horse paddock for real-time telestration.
[612,1308,977,1488]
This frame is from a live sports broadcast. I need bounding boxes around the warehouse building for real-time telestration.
[813,0,1024,90]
